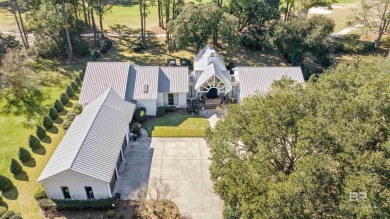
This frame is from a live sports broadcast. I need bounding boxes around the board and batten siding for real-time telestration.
[41,170,111,200]
[136,100,157,116]
[157,93,187,108]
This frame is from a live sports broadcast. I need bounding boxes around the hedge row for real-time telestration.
[38,198,115,210]
[156,106,177,117]
[100,40,113,54]
[332,40,375,54]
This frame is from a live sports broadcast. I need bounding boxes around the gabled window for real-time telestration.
[143,85,149,93]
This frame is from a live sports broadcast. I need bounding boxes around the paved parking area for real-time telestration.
[114,136,223,219]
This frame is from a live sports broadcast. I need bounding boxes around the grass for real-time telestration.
[143,113,210,137]
[0,57,87,219]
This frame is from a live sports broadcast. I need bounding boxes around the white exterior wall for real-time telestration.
[157,93,164,107]
[137,100,157,116]
[157,93,187,108]
[178,93,187,108]
[40,170,110,200]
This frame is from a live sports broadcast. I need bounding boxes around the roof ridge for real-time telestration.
[69,88,112,170]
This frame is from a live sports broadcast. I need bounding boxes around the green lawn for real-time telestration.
[0,58,87,219]
[143,113,210,137]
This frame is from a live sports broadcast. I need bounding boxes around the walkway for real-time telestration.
[114,135,224,219]
[199,109,221,128]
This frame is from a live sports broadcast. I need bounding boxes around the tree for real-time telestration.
[28,135,40,150]
[206,57,390,218]
[48,107,58,120]
[36,125,47,140]
[42,115,54,130]
[65,85,75,98]
[8,0,29,49]
[94,0,115,34]
[18,147,32,163]
[168,3,239,53]
[271,15,334,66]
[354,0,390,48]
[139,0,154,48]
[54,99,64,112]
[61,0,74,59]
[10,159,22,175]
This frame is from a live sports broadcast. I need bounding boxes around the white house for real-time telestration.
[79,44,304,115]
[38,88,136,200]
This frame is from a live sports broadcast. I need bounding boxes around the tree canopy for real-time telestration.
[206,56,390,218]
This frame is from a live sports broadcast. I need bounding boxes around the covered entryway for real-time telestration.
[207,87,218,99]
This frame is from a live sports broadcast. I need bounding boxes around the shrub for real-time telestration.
[0,176,13,192]
[104,40,113,47]
[65,85,75,98]
[362,41,375,52]
[66,111,77,122]
[156,107,165,117]
[100,45,109,54]
[0,206,7,217]
[0,210,22,219]
[48,107,58,120]
[132,44,142,52]
[165,106,176,112]
[18,148,31,163]
[60,93,70,105]
[103,42,111,50]
[223,206,241,219]
[75,76,82,86]
[34,186,47,200]
[106,209,115,218]
[10,159,22,175]
[54,99,64,113]
[72,104,83,114]
[131,122,141,135]
[353,43,365,54]
[79,70,85,81]
[42,116,53,130]
[134,107,146,123]
[38,198,115,210]
[70,81,79,92]
[28,135,40,150]
[36,125,46,140]
[62,120,72,130]
[93,50,100,59]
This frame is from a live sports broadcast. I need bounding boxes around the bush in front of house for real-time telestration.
[62,120,72,130]
[79,70,85,81]
[65,85,75,98]
[28,135,40,150]
[60,93,70,105]
[18,148,31,163]
[106,209,115,218]
[165,106,177,112]
[156,107,166,117]
[72,104,83,114]
[100,45,109,54]
[42,116,53,130]
[66,111,77,122]
[36,125,46,140]
[34,186,47,200]
[10,159,22,175]
[134,107,146,123]
[0,175,13,192]
[38,198,116,210]
[54,99,64,113]
[131,122,141,135]
[70,81,78,92]
[0,210,22,219]
[48,107,58,120]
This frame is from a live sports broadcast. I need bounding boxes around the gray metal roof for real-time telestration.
[38,88,136,182]
[195,63,232,91]
[80,62,132,105]
[158,67,188,93]
[236,67,304,100]
[194,43,227,71]
[126,66,159,100]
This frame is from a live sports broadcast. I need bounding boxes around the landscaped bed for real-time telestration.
[143,113,210,137]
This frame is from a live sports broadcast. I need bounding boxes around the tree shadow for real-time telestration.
[14,170,29,181]
[70,94,79,101]
[2,186,18,200]
[47,126,59,134]
[59,109,69,116]
[53,117,64,125]
[23,157,36,168]
[41,135,52,144]
[65,102,74,108]
[32,145,46,155]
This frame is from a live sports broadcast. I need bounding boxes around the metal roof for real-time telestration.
[126,66,159,100]
[195,63,232,91]
[236,67,304,100]
[79,62,132,105]
[194,43,227,71]
[38,88,136,182]
[158,67,189,93]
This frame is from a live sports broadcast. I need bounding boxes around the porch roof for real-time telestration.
[195,63,232,91]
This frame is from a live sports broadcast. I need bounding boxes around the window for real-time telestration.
[231,76,235,83]
[189,75,194,83]
[168,94,174,105]
[61,186,71,199]
[143,85,149,93]
[85,186,95,199]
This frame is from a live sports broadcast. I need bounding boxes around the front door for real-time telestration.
[168,94,174,105]
[207,88,218,99]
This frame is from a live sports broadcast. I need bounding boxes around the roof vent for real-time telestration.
[143,85,149,93]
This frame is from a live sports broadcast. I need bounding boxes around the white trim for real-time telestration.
[107,183,112,198]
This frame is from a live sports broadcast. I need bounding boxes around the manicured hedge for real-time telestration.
[36,125,46,140]
[60,93,70,105]
[42,116,53,130]
[38,198,115,210]
[48,107,58,120]
[165,106,177,112]
[65,85,75,98]
[79,70,85,81]
[10,159,22,175]
[28,135,40,150]
[75,76,82,86]
[70,81,78,92]
[54,99,64,113]
[0,175,13,192]
[18,148,31,163]
[134,107,146,123]
[131,122,141,135]
[156,107,165,117]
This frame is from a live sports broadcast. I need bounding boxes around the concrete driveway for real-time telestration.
[114,136,224,219]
